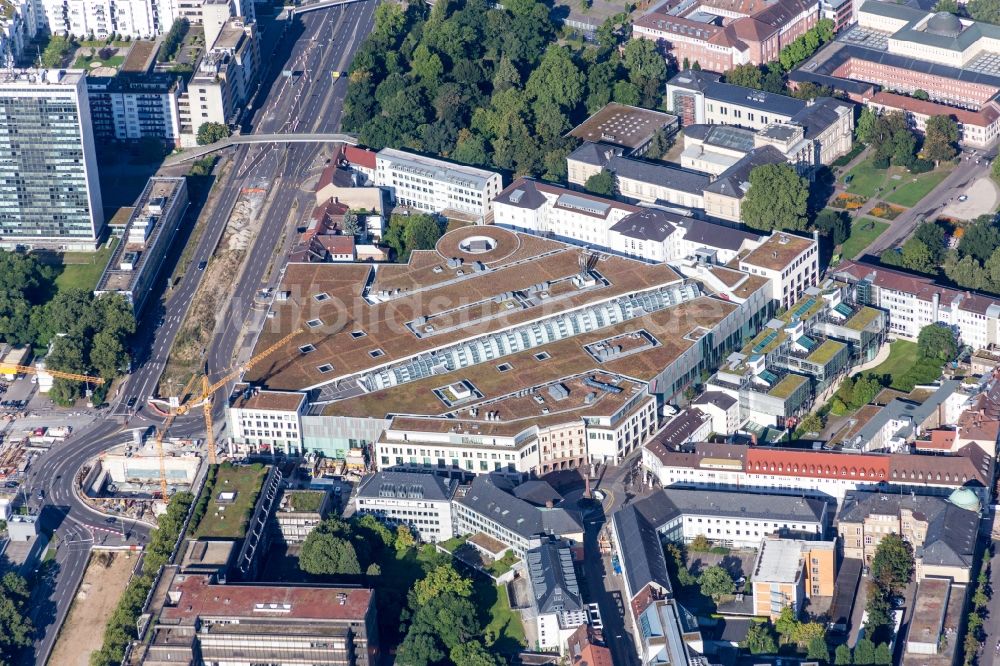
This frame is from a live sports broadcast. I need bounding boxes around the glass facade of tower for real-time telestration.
[0,77,100,244]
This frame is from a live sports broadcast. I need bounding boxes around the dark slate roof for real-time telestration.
[800,41,1000,91]
[356,471,457,502]
[635,487,828,524]
[567,142,623,168]
[788,70,875,96]
[677,218,763,250]
[526,541,584,615]
[611,504,673,599]
[789,97,853,140]
[608,156,712,195]
[512,480,564,507]
[492,178,548,210]
[694,390,738,411]
[846,380,961,449]
[655,407,711,449]
[667,69,723,93]
[608,208,683,242]
[703,146,787,199]
[701,80,807,118]
[457,475,583,540]
[839,491,977,568]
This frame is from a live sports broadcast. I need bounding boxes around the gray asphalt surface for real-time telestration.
[27,4,376,663]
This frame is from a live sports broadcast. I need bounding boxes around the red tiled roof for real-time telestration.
[317,235,355,255]
[888,444,989,487]
[747,448,890,481]
[162,574,373,622]
[344,146,377,170]
[871,92,1000,128]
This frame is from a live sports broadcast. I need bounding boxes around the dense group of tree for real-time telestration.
[855,108,957,172]
[0,251,135,406]
[721,20,835,95]
[382,213,445,262]
[963,549,992,665]
[855,533,914,662]
[90,492,194,666]
[741,163,810,232]
[881,214,1000,296]
[342,1,667,180]
[0,572,33,664]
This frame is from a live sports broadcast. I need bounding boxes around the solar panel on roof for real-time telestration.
[791,297,817,320]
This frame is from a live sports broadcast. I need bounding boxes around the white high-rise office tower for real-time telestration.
[0,69,104,249]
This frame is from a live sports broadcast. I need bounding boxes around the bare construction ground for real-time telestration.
[48,551,135,666]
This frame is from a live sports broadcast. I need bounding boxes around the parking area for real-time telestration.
[940,175,999,220]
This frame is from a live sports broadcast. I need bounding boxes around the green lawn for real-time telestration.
[53,237,118,293]
[845,159,889,198]
[191,464,268,539]
[867,340,946,392]
[839,218,888,261]
[486,552,519,577]
[481,582,526,652]
[884,167,953,207]
[73,55,125,69]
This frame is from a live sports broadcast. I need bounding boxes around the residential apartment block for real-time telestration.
[354,471,459,543]
[751,538,837,619]
[94,177,189,313]
[374,148,502,220]
[834,260,1000,349]
[0,69,103,250]
[178,18,258,143]
[87,72,184,144]
[633,0,819,73]
[140,570,378,665]
[739,232,819,309]
[35,0,174,39]
[838,490,980,583]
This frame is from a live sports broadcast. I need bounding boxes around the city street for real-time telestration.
[26,3,376,663]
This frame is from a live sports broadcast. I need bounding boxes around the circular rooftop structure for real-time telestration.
[926,11,963,36]
[435,225,520,264]
[948,487,981,513]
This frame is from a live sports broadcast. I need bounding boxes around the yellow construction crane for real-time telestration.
[169,327,305,468]
[152,373,199,501]
[0,364,105,384]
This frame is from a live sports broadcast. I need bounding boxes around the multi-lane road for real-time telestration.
[27,3,376,663]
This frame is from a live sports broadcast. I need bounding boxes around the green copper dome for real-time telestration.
[948,487,981,513]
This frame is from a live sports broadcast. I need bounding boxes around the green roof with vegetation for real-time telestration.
[768,374,808,400]
[845,306,882,332]
[781,295,825,324]
[191,464,267,540]
[745,327,787,356]
[807,339,846,366]
[287,490,325,513]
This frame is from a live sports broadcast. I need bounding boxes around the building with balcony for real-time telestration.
[354,471,458,543]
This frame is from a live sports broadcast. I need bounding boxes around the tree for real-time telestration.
[969,0,1000,24]
[584,170,616,197]
[991,156,1000,185]
[914,220,946,262]
[959,214,1000,262]
[158,18,189,62]
[815,209,850,246]
[41,35,74,68]
[689,534,711,551]
[945,254,986,290]
[899,237,936,274]
[699,565,735,600]
[864,584,892,641]
[923,115,960,163]
[850,374,883,409]
[807,635,830,661]
[622,38,669,106]
[775,605,799,641]
[451,641,503,666]
[744,620,778,654]
[366,562,382,576]
[395,524,417,551]
[196,122,230,145]
[355,513,394,548]
[934,0,959,11]
[856,107,878,144]
[396,630,445,666]
[912,89,931,101]
[0,572,33,661]
[645,128,675,160]
[526,45,585,112]
[799,412,824,434]
[725,63,763,90]
[342,211,361,237]
[410,594,481,650]
[791,81,832,100]
[834,643,853,665]
[741,163,809,231]
[985,246,1000,293]
[299,532,361,575]
[853,637,876,665]
[917,323,959,363]
[413,564,473,605]
[873,642,893,665]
